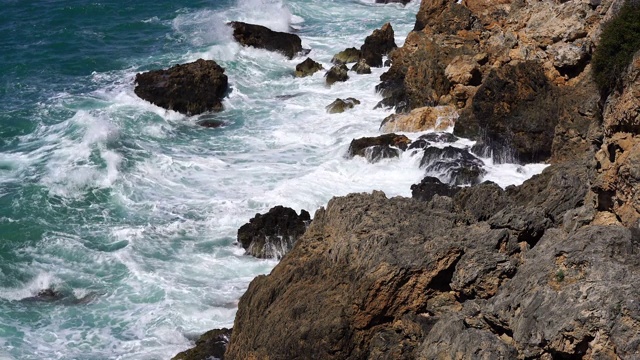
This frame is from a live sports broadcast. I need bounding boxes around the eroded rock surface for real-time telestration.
[347,133,411,163]
[229,22,304,59]
[295,57,323,78]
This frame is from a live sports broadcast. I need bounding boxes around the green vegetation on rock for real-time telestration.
[592,0,640,95]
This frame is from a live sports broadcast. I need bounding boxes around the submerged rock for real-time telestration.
[197,119,225,128]
[375,0,410,4]
[347,133,410,163]
[325,64,349,86]
[229,21,304,59]
[294,58,323,78]
[360,22,397,67]
[420,146,486,185]
[134,59,228,115]
[331,47,361,65]
[21,288,65,303]
[325,98,361,114]
[237,206,311,259]
[173,328,232,360]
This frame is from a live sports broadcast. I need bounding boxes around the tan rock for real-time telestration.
[380,105,458,133]
[591,211,622,226]
[445,56,482,86]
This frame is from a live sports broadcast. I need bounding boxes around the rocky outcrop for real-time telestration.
[411,176,460,202]
[325,64,349,86]
[294,58,323,77]
[229,22,304,59]
[134,59,228,115]
[347,133,410,163]
[172,328,231,360]
[351,59,372,74]
[419,146,486,185]
[380,105,456,133]
[224,157,613,359]
[360,23,397,67]
[331,47,361,65]
[326,98,361,114]
[237,206,311,259]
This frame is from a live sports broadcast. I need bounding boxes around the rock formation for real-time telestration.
[326,98,361,114]
[294,57,323,77]
[325,64,349,85]
[237,206,311,259]
[360,23,397,67]
[134,59,228,115]
[347,133,411,163]
[229,22,304,59]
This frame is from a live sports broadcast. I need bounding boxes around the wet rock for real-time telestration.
[134,59,228,115]
[21,288,65,303]
[325,64,349,86]
[411,176,461,202]
[325,98,360,114]
[380,105,457,133]
[408,138,430,151]
[375,0,410,4]
[350,59,371,74]
[237,206,311,259]
[347,133,410,163]
[454,62,559,163]
[197,119,225,128]
[173,328,232,360]
[420,146,486,185]
[229,21,303,59]
[294,58,323,78]
[331,47,361,65]
[360,23,397,67]
[419,132,458,143]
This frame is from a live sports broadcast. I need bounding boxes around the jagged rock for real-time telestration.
[360,23,397,67]
[229,21,303,59]
[454,61,559,163]
[325,98,360,114]
[414,0,474,34]
[347,133,410,163]
[453,181,511,222]
[134,59,228,115]
[294,58,323,78]
[445,55,482,86]
[173,328,232,360]
[21,288,65,303]
[419,132,458,143]
[411,176,461,202]
[420,146,486,185]
[237,206,311,259]
[331,47,361,65]
[380,105,457,133]
[325,64,349,86]
[351,59,371,74]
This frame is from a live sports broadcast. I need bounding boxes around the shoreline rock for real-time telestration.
[134,59,228,115]
[229,22,304,59]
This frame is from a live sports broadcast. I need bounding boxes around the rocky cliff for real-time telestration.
[178,0,640,358]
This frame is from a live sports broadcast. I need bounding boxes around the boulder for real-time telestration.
[331,47,361,65]
[294,58,323,78]
[325,98,361,114]
[380,105,457,133]
[134,59,228,115]
[229,21,303,59]
[351,59,372,74]
[360,23,397,67]
[411,176,461,202]
[237,206,311,259]
[420,146,486,185]
[173,328,232,360]
[347,133,410,163]
[325,64,349,86]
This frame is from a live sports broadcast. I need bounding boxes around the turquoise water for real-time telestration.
[0,1,545,358]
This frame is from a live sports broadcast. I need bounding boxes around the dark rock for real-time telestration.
[197,119,225,128]
[360,23,397,67]
[237,206,311,259]
[325,64,349,86]
[351,59,372,74]
[408,139,430,150]
[134,59,228,115]
[414,0,475,33]
[173,328,232,360]
[418,132,458,143]
[454,62,559,163]
[453,181,511,222]
[420,146,486,185]
[21,288,65,303]
[229,21,303,59]
[294,58,323,78]
[325,98,361,114]
[411,176,461,202]
[347,133,411,161]
[376,0,410,4]
[331,47,361,65]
